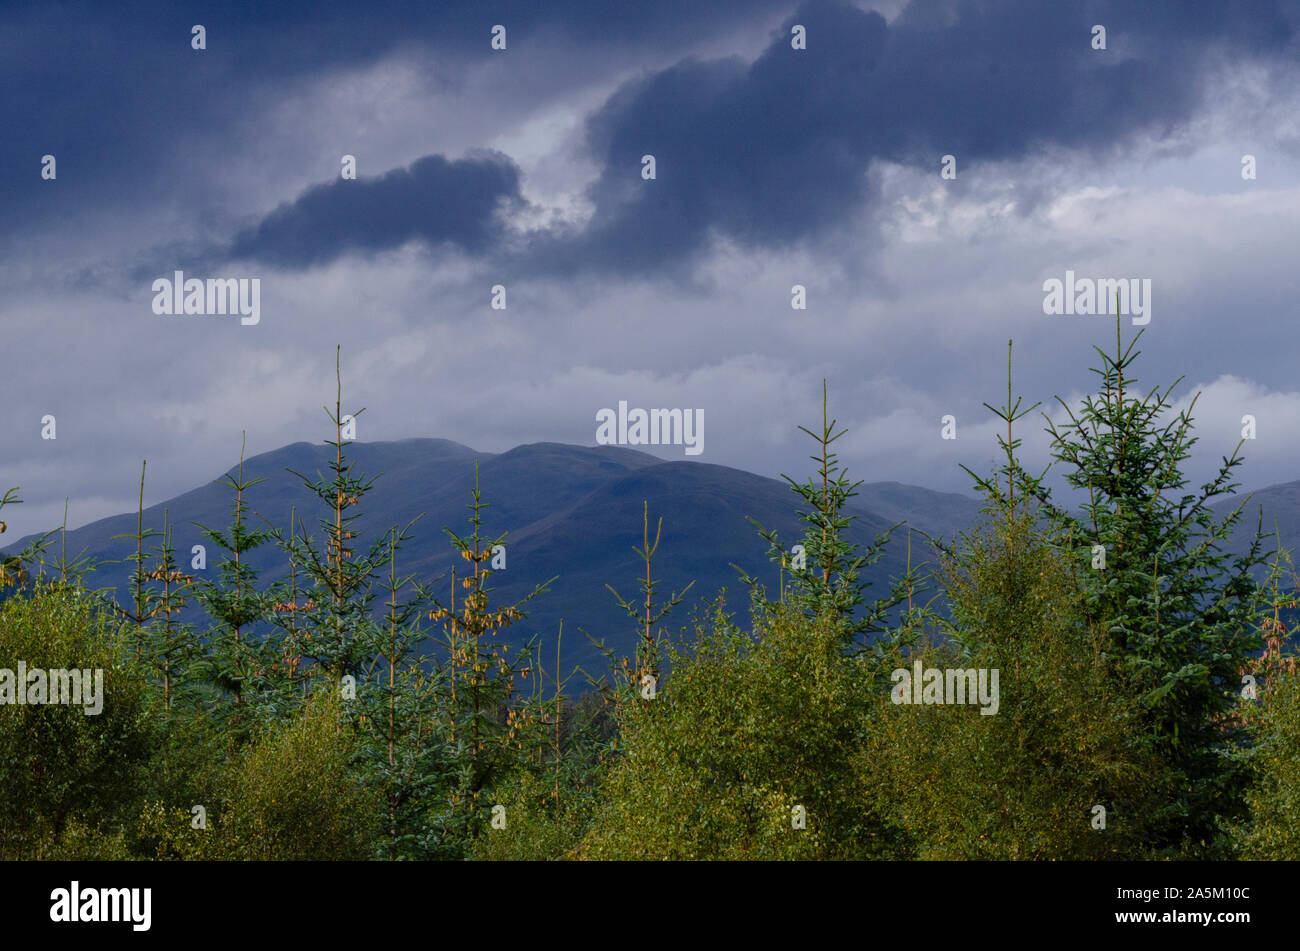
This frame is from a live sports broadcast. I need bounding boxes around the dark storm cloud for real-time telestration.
[226,152,526,267]
[526,0,1299,274]
[14,0,1295,274]
[0,0,792,249]
[219,0,1299,276]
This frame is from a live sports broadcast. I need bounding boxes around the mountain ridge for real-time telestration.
[8,437,1295,673]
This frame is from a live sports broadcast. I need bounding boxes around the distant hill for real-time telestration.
[3,438,984,677]
[1212,481,1300,556]
[10,438,1300,674]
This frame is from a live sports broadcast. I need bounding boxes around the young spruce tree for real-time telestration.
[983,323,1268,856]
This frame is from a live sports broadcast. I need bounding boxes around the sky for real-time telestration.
[3,0,1300,541]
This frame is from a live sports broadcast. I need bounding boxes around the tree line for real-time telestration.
[1,330,1297,860]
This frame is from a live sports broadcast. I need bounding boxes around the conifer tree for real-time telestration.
[890,346,1167,858]
[350,528,454,860]
[425,461,552,849]
[742,380,912,650]
[268,505,309,686]
[276,348,403,685]
[109,462,163,663]
[978,324,1268,854]
[605,501,694,687]
[193,435,276,716]
[144,509,199,710]
[25,499,100,591]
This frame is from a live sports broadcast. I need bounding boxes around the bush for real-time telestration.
[1236,665,1300,858]
[581,598,897,860]
[0,581,153,859]
[208,690,381,860]
[866,507,1166,859]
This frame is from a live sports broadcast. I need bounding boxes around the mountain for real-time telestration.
[854,481,991,543]
[1211,481,1300,567]
[2,438,984,677]
[9,437,1298,675]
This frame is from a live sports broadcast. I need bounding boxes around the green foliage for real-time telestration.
[742,380,911,650]
[606,501,694,683]
[582,597,896,860]
[141,510,202,710]
[1232,541,1300,859]
[193,434,279,718]
[0,486,27,589]
[0,580,153,858]
[136,800,210,860]
[1006,323,1267,855]
[208,690,380,860]
[27,498,100,590]
[108,460,162,648]
[420,461,553,855]
[133,705,226,858]
[275,349,405,684]
[1236,664,1300,858]
[470,658,616,860]
[869,504,1165,859]
[348,540,454,860]
[468,767,598,860]
[5,335,1296,862]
